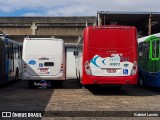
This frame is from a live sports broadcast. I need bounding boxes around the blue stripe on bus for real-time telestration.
[138,65,160,87]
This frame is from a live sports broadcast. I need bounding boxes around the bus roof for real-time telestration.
[138,33,160,43]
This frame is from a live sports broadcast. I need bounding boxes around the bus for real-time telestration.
[138,33,160,87]
[0,34,22,86]
[74,25,138,86]
[22,37,66,87]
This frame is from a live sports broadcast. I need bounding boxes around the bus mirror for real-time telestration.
[73,51,78,56]
[139,52,142,57]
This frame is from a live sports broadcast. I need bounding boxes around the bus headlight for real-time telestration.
[131,61,137,75]
[85,61,92,75]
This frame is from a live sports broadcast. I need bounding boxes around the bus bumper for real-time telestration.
[81,74,138,85]
[22,74,65,81]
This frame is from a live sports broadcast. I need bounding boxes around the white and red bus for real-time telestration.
[75,25,138,86]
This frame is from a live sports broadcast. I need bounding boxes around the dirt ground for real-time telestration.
[0,79,160,120]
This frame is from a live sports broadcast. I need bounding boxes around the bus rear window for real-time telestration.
[25,40,63,56]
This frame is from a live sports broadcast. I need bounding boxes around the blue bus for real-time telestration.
[138,33,160,87]
[0,34,22,86]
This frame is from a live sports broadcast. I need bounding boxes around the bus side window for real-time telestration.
[145,42,149,60]
[5,43,8,59]
[142,43,146,59]
[141,42,149,60]
[14,45,19,59]
[8,43,13,60]
[152,41,156,58]
[19,46,22,59]
[156,40,159,58]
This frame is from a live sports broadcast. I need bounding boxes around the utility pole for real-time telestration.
[148,14,152,35]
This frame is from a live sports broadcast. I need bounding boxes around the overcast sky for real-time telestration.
[0,0,159,16]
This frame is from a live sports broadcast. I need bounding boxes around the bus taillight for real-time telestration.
[60,64,64,71]
[24,63,26,68]
[85,61,92,75]
[131,61,137,75]
[24,63,27,72]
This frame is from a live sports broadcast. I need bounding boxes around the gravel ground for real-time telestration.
[0,79,160,120]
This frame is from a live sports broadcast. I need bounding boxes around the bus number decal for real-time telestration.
[109,63,120,66]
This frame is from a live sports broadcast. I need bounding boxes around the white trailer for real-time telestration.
[22,37,65,87]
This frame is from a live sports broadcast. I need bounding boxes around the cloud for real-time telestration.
[0,0,159,16]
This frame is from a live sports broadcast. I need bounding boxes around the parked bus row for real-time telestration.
[0,25,159,88]
[23,25,139,88]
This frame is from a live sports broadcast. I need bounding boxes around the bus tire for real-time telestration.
[14,68,19,82]
[76,69,79,79]
[139,75,144,88]
[76,69,80,82]
[57,81,63,87]
[28,81,34,88]
[76,71,82,88]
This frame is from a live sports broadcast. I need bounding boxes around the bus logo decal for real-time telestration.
[102,59,106,65]
[123,69,128,75]
[90,55,100,67]
[28,60,36,65]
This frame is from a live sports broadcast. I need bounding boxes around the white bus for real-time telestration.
[22,37,66,87]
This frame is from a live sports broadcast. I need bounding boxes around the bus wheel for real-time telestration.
[76,70,80,83]
[56,81,63,87]
[14,69,19,82]
[139,75,144,88]
[77,72,83,88]
[76,69,79,81]
[28,81,34,88]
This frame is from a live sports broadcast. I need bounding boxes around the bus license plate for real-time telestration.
[107,69,116,73]
[39,68,48,73]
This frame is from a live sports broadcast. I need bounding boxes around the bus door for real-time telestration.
[8,42,14,80]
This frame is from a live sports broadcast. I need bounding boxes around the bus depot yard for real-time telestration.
[0,12,160,119]
[0,80,160,119]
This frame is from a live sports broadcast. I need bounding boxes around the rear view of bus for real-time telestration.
[76,26,138,85]
[22,38,65,86]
